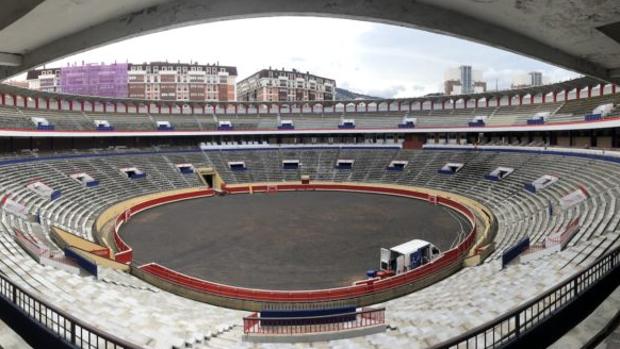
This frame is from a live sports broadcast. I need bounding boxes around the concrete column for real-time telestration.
[587,86,592,98]
[530,94,534,104]
[474,99,479,108]
[34,98,39,109]
[542,93,546,104]
[442,100,446,110]
[80,101,84,112]
[69,100,73,111]
[508,96,512,106]
[564,90,568,101]
[600,83,604,96]
[576,88,581,99]
[46,99,50,110]
[613,85,617,94]
[57,99,61,110]
[168,104,172,114]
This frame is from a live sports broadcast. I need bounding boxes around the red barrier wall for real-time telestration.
[120,184,477,303]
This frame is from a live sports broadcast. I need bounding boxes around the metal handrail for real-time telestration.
[243,307,385,322]
[431,245,620,349]
[243,307,385,335]
[0,273,141,349]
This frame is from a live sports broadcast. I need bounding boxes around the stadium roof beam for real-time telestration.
[0,0,619,84]
[0,0,45,31]
[0,53,22,67]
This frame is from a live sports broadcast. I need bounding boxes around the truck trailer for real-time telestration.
[380,239,441,274]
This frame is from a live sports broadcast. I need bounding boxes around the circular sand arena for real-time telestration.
[121,191,470,290]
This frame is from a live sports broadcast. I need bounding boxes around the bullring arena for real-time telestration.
[121,190,470,290]
[0,2,619,349]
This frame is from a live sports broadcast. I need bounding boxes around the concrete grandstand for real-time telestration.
[0,1,619,349]
[0,142,616,348]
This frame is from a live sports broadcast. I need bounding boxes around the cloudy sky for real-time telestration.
[21,17,580,98]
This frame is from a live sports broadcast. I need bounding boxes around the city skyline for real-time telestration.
[9,17,580,98]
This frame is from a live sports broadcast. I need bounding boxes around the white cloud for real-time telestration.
[41,17,375,80]
[15,16,579,98]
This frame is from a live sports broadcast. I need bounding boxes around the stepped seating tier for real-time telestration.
[0,146,618,348]
[0,91,617,133]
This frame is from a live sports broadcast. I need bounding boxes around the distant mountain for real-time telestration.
[335,87,381,101]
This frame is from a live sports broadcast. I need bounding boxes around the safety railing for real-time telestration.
[0,273,140,349]
[432,245,620,349]
[243,307,385,335]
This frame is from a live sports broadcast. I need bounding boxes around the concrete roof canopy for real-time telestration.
[0,0,618,84]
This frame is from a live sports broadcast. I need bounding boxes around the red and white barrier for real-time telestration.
[1,195,32,221]
[522,216,581,263]
[545,217,580,249]
[559,189,588,210]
